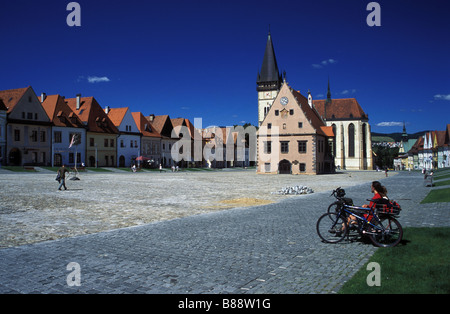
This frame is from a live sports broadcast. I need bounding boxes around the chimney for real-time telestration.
[41,93,46,102]
[105,106,110,114]
[76,94,81,110]
[308,90,313,108]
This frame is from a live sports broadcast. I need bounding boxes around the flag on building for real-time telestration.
[69,134,76,148]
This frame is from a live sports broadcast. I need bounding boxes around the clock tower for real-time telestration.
[257,31,282,126]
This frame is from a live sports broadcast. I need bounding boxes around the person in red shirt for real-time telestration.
[348,181,387,226]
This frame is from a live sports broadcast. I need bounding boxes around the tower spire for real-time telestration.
[257,30,281,89]
[327,77,332,101]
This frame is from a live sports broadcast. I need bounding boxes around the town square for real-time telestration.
[0,0,449,301]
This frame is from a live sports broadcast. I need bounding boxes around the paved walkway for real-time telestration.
[0,171,448,294]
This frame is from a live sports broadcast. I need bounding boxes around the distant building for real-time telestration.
[0,86,52,166]
[132,112,162,167]
[66,95,118,167]
[257,81,334,174]
[256,32,371,173]
[41,94,86,167]
[313,81,373,170]
[147,114,178,167]
[107,107,141,167]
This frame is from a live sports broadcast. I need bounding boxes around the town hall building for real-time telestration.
[256,32,372,174]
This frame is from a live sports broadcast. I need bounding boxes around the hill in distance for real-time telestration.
[371,131,428,143]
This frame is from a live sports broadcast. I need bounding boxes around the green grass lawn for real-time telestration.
[339,227,450,294]
[434,179,450,187]
[0,166,34,172]
[421,187,450,203]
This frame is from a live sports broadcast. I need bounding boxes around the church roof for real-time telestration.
[313,98,368,121]
[257,32,280,83]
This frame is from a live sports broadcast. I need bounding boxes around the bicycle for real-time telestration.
[317,187,403,247]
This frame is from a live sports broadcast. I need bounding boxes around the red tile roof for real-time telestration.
[41,95,84,128]
[65,96,118,134]
[313,98,368,120]
[132,112,162,138]
[0,86,30,113]
[292,90,334,137]
[106,107,128,127]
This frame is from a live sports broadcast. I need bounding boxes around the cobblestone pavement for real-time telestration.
[0,171,448,294]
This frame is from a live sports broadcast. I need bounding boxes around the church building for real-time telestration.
[256,32,372,173]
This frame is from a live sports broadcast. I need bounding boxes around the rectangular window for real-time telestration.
[31,130,38,142]
[14,129,20,141]
[264,141,272,154]
[299,163,306,172]
[298,122,303,128]
[54,131,62,143]
[281,141,289,154]
[110,139,114,148]
[298,141,307,153]
[40,131,46,142]
[90,138,94,147]
[104,139,108,147]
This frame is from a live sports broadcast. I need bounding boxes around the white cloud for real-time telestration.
[87,76,111,83]
[312,58,337,69]
[376,122,404,127]
[341,89,356,95]
[434,94,450,101]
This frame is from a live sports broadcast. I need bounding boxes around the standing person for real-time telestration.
[159,164,162,173]
[57,164,69,191]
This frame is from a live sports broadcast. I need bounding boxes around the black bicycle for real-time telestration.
[317,187,403,247]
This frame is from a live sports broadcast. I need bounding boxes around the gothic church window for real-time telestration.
[348,123,355,157]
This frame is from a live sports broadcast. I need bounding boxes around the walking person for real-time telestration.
[57,164,69,191]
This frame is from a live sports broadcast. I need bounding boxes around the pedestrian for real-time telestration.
[159,164,162,173]
[57,164,69,191]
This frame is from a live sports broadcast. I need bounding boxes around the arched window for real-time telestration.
[362,123,367,158]
[348,123,355,157]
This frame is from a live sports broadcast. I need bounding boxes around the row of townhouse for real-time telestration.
[399,125,450,170]
[0,86,251,169]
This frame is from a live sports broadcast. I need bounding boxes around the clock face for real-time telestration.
[265,92,271,99]
[280,97,289,105]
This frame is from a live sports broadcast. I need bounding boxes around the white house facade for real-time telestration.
[106,107,141,167]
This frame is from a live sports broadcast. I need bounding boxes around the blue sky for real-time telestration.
[1,0,449,134]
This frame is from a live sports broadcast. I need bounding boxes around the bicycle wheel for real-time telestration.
[327,202,340,214]
[317,213,348,243]
[369,216,403,247]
